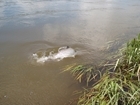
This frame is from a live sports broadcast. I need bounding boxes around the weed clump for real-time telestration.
[66,34,140,105]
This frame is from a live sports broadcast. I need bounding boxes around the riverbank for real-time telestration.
[66,34,140,105]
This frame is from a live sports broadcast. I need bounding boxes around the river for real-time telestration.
[0,0,140,105]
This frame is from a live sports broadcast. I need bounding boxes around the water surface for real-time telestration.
[0,0,140,105]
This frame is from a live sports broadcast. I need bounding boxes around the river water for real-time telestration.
[0,0,140,105]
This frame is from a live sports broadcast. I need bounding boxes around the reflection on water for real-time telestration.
[0,0,140,105]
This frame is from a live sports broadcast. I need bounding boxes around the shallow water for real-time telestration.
[0,0,140,105]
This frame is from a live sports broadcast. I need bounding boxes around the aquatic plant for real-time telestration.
[116,34,140,81]
[70,65,90,84]
[65,64,102,86]
[65,34,140,105]
[77,72,140,105]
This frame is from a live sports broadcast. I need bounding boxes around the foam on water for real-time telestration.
[32,46,77,63]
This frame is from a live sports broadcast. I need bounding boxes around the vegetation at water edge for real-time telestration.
[65,34,140,105]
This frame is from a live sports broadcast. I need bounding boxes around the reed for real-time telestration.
[78,72,140,105]
[65,34,140,105]
[66,64,102,86]
[116,34,140,80]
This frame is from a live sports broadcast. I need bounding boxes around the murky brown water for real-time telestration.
[0,0,140,105]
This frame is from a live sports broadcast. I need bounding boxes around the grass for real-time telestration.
[65,34,140,105]
[66,64,102,86]
[78,72,140,105]
[116,34,140,80]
